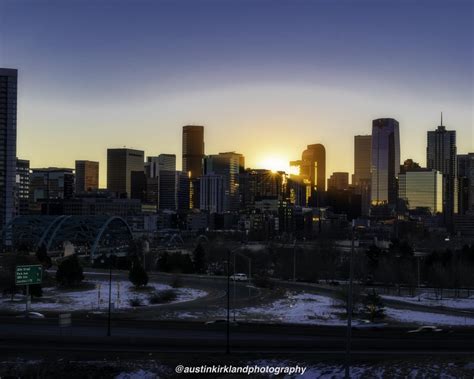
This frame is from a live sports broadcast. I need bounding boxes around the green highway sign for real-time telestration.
[15,265,43,285]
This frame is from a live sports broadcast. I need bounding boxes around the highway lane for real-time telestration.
[1,318,474,355]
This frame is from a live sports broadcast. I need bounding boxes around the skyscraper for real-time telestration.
[15,158,29,216]
[145,154,176,178]
[353,135,371,186]
[327,172,349,191]
[201,152,243,212]
[457,153,474,214]
[182,125,204,179]
[353,135,372,216]
[427,116,458,227]
[29,168,75,214]
[75,160,99,193]
[370,118,400,207]
[300,144,326,206]
[399,169,443,214]
[107,148,144,198]
[0,69,17,233]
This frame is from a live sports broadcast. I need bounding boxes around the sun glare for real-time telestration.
[258,155,289,173]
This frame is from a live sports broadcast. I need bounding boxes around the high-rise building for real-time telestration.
[200,174,224,214]
[399,169,443,214]
[239,169,285,209]
[75,160,99,193]
[183,125,204,209]
[458,153,474,214]
[370,118,400,207]
[15,158,29,216]
[427,116,458,227]
[299,144,326,206]
[182,125,204,179]
[353,135,371,186]
[130,171,147,201]
[327,172,349,191]
[0,68,17,233]
[353,135,372,216]
[30,168,75,214]
[201,152,243,212]
[145,154,176,178]
[107,148,144,198]
[176,171,190,211]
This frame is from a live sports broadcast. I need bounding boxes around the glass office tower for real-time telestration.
[370,118,400,207]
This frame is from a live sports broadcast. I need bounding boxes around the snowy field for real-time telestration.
[235,292,348,325]
[0,280,207,313]
[177,291,474,327]
[383,292,474,310]
[386,308,474,326]
[2,358,473,378]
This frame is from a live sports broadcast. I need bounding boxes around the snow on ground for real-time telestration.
[248,359,474,378]
[205,291,474,327]
[0,280,207,312]
[383,292,474,310]
[115,369,158,379]
[385,307,474,326]
[232,292,349,325]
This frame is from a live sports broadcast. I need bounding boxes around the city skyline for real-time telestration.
[0,0,472,187]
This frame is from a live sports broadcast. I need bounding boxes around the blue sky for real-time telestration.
[0,0,472,185]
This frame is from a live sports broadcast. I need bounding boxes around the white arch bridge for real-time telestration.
[1,215,134,261]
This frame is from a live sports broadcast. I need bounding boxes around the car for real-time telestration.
[407,326,443,333]
[230,273,248,281]
[205,319,239,326]
[353,321,388,330]
[16,312,45,319]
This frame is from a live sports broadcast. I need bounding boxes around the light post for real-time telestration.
[107,256,112,337]
[101,255,113,337]
[293,239,297,281]
[345,223,355,379]
[226,248,230,354]
[232,249,252,321]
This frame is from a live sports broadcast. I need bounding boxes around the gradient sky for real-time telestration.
[0,0,472,187]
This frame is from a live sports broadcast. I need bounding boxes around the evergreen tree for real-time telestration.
[36,244,52,269]
[363,289,385,322]
[56,254,84,287]
[193,243,206,273]
[129,258,148,287]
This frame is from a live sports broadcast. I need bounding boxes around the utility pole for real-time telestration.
[107,257,112,337]
[345,224,355,379]
[233,252,236,321]
[293,239,297,281]
[226,249,230,354]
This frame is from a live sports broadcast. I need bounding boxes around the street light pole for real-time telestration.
[345,224,355,379]
[293,239,297,281]
[233,252,236,321]
[226,249,230,354]
[107,257,112,337]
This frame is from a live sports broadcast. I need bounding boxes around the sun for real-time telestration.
[258,155,289,173]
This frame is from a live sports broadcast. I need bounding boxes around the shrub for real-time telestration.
[29,284,43,298]
[171,275,183,288]
[128,297,142,307]
[253,273,274,289]
[129,259,148,287]
[148,289,177,304]
[362,289,385,322]
[56,255,84,287]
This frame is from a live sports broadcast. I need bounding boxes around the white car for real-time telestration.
[407,326,443,333]
[16,312,45,319]
[230,273,248,281]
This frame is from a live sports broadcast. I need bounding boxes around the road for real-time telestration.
[1,317,474,356]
